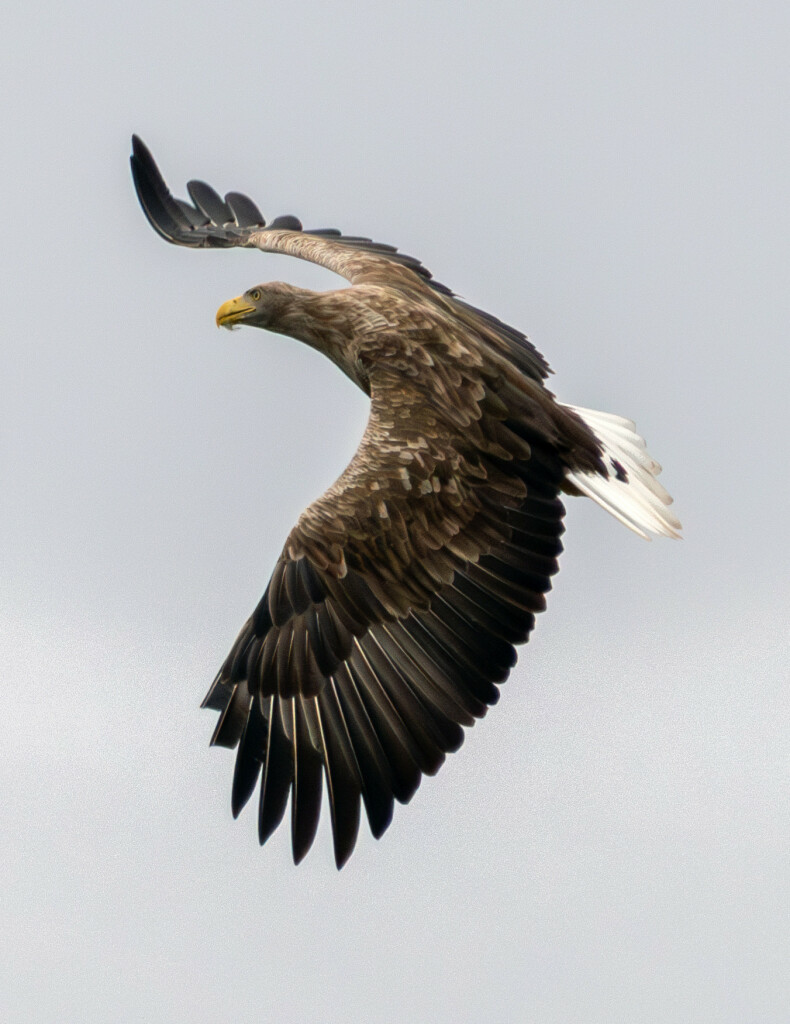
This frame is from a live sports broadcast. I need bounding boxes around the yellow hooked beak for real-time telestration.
[215,295,256,329]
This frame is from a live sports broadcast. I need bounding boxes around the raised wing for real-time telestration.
[131,134,447,284]
[202,364,567,867]
[130,135,552,381]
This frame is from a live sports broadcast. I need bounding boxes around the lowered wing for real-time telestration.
[202,362,567,867]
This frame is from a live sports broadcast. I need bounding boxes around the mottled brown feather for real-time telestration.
[203,346,576,864]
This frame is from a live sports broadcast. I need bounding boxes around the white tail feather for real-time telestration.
[562,404,682,540]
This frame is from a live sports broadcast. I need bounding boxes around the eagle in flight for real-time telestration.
[131,136,681,868]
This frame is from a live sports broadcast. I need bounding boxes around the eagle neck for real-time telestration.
[268,287,369,387]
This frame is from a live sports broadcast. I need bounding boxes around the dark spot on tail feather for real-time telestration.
[611,458,629,482]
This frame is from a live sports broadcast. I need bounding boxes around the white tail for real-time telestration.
[562,404,682,540]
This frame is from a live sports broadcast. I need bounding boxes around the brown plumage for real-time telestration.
[131,136,681,868]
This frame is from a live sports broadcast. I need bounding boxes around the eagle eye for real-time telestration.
[248,288,262,302]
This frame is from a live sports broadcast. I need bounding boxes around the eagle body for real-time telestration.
[131,137,681,867]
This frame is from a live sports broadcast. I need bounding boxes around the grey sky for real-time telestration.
[2,2,788,1021]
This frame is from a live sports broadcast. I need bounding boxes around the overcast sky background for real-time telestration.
[2,2,788,1021]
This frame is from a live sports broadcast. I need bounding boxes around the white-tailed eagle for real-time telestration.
[131,136,681,867]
